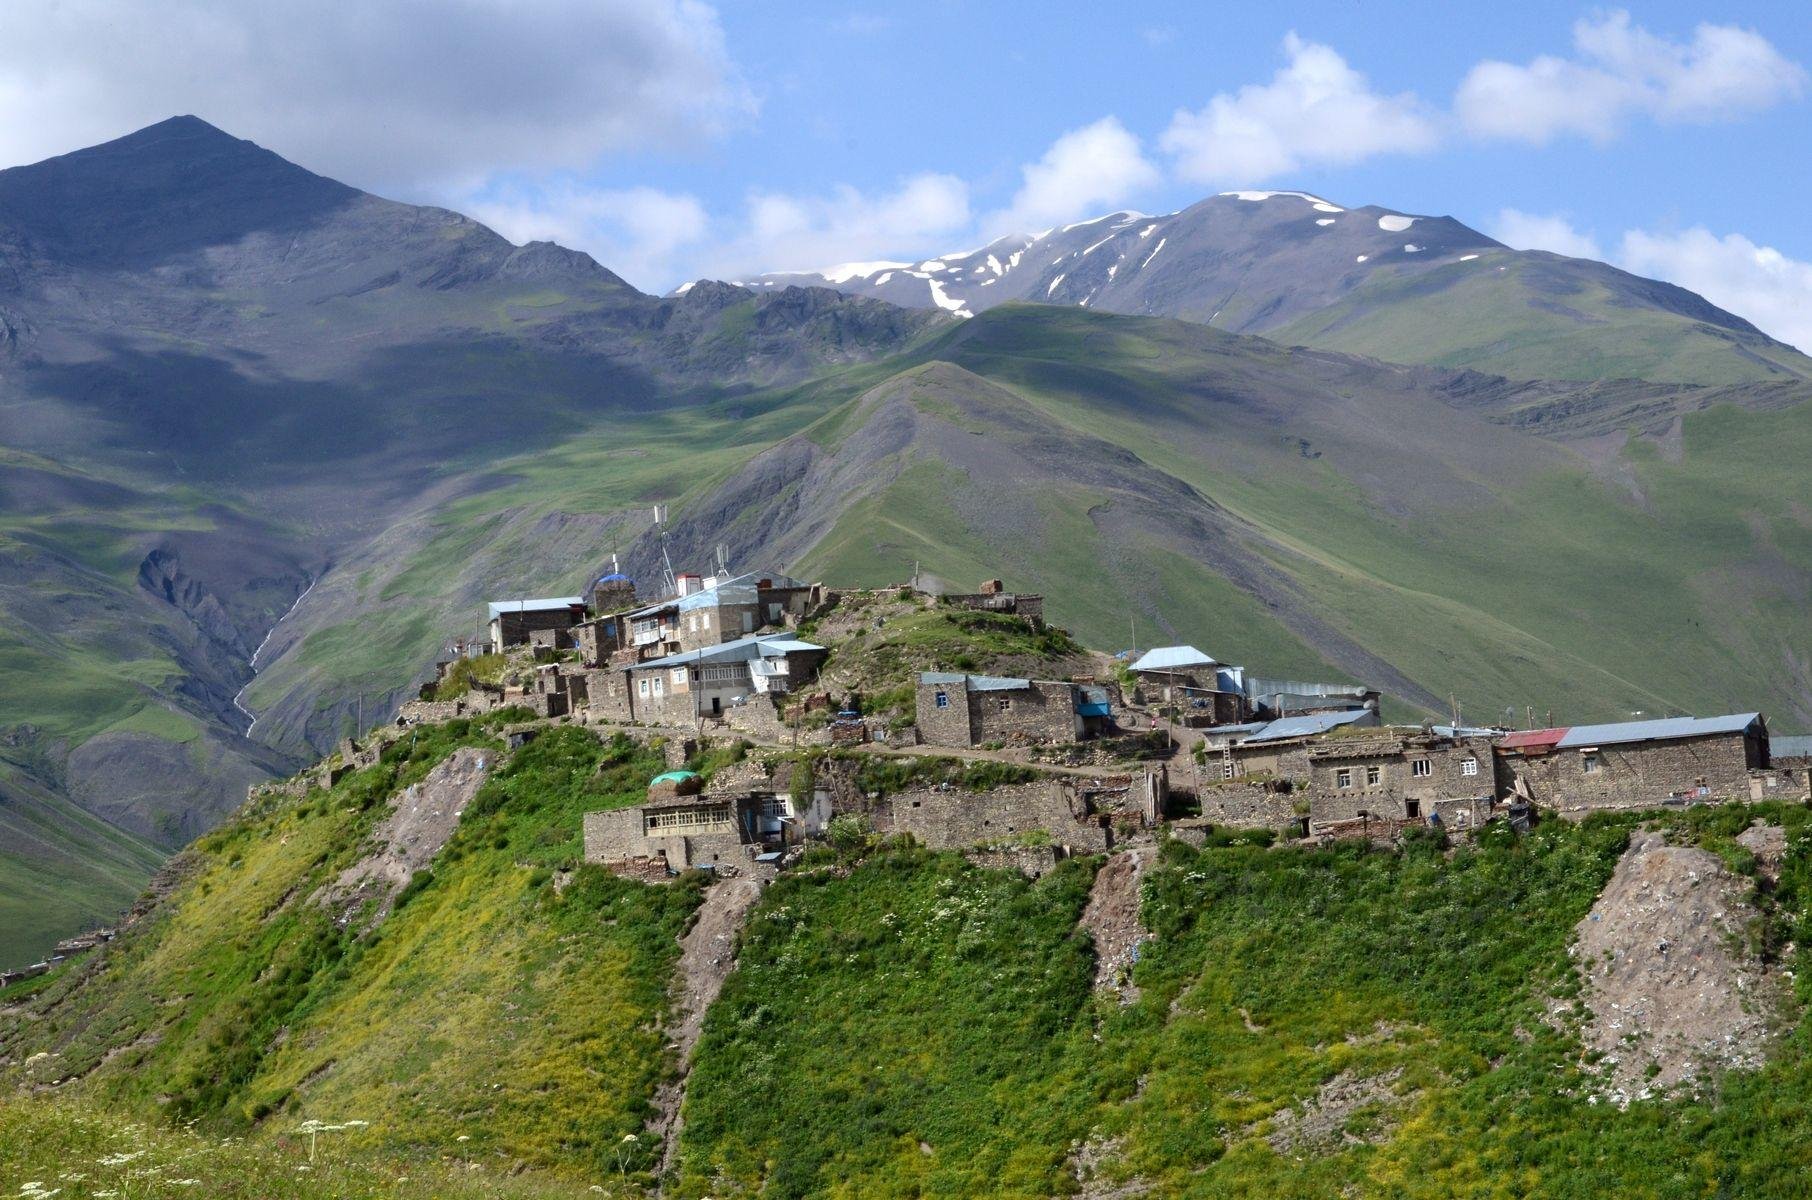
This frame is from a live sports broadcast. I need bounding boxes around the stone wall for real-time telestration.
[582,801,755,873]
[1506,732,1760,818]
[494,606,583,651]
[1307,735,1497,823]
[916,681,974,746]
[1193,782,1302,829]
[876,779,1110,853]
[967,681,1080,746]
[584,669,635,721]
[1226,740,1313,782]
[963,844,1066,877]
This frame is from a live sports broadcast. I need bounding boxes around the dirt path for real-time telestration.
[1571,828,1785,1105]
[652,875,765,1182]
[316,746,493,927]
[1080,846,1152,1002]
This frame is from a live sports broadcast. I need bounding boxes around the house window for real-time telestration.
[1411,759,1432,778]
[701,612,711,628]
[1365,765,1381,786]
[1582,753,1601,774]
[997,698,1012,712]
[652,677,665,697]
[934,691,949,709]
[637,678,650,697]
[1336,768,1353,789]
[1461,757,1479,777]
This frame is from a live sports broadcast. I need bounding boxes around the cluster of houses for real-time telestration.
[403,567,1812,881]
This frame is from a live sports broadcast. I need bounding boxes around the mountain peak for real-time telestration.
[0,116,358,268]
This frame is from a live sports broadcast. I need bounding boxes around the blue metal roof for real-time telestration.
[1773,735,1812,760]
[1130,645,1216,673]
[919,671,1033,692]
[1557,713,1762,749]
[1240,709,1375,745]
[636,634,824,671]
[487,596,584,619]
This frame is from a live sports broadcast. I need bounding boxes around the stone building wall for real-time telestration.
[876,780,1110,853]
[916,681,974,746]
[494,607,583,651]
[1194,782,1302,829]
[1226,741,1313,782]
[972,681,1081,746]
[1508,733,1758,817]
[582,801,755,873]
[584,669,635,721]
[1307,736,1497,823]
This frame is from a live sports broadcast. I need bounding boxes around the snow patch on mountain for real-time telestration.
[1378,214,1417,232]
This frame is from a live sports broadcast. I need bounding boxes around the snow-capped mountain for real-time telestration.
[717,188,1811,385]
[725,190,1496,329]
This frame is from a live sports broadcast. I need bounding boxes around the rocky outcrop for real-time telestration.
[1571,829,1787,1105]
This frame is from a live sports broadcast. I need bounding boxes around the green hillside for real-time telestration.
[5,717,1811,1196]
[1274,249,1812,385]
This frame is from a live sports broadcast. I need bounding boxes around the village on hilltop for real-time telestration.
[381,561,1812,883]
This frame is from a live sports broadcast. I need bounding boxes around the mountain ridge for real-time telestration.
[2,117,1811,968]
[733,190,1811,385]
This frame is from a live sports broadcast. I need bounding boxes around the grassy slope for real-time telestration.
[0,771,163,967]
[676,804,1812,1199]
[918,308,1812,726]
[0,719,704,1189]
[1272,251,1812,385]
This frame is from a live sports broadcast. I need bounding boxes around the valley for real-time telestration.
[1,116,1810,978]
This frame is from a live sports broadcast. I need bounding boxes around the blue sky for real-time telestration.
[3,1,1810,343]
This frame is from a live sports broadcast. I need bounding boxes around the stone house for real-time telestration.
[486,596,587,653]
[1129,646,1249,725]
[625,634,828,725]
[1217,708,1382,782]
[582,772,831,877]
[936,579,1046,627]
[606,570,821,663]
[1306,729,1498,829]
[916,672,1089,748]
[1502,713,1769,817]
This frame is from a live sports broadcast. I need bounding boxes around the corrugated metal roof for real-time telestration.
[487,596,584,619]
[1244,677,1370,701]
[1773,735,1812,760]
[1431,725,1498,739]
[1130,646,1216,672]
[1240,709,1375,745]
[1556,713,1761,750]
[636,634,824,671]
[917,671,1033,692]
[1499,727,1569,750]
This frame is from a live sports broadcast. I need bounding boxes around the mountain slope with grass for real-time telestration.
[4,716,1810,1198]
[5,118,1812,970]
[740,191,1812,385]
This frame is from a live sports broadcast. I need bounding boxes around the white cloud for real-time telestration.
[997,118,1160,233]
[1488,209,1604,260]
[1160,33,1438,183]
[466,185,709,291]
[1457,12,1804,144]
[0,0,751,194]
[1618,227,1812,352]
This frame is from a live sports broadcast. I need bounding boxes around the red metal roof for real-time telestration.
[1498,727,1569,751]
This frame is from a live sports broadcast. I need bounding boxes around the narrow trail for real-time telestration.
[653,875,765,1185]
[231,574,317,737]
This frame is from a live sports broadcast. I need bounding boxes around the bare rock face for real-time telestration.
[316,747,493,927]
[1572,829,1785,1105]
